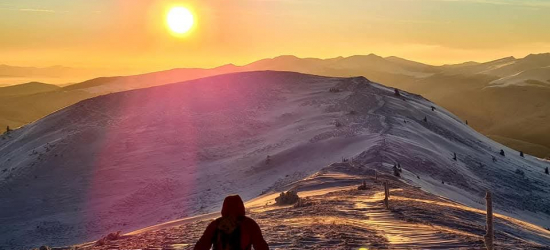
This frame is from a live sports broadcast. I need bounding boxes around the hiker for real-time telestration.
[194,195,269,250]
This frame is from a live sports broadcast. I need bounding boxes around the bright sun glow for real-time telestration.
[166,7,194,34]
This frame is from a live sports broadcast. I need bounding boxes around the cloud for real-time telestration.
[18,8,56,13]
[424,0,550,8]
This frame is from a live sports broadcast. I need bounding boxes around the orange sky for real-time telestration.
[1,0,550,73]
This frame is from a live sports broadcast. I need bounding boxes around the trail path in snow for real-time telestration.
[73,174,550,250]
[351,191,478,249]
[363,91,388,135]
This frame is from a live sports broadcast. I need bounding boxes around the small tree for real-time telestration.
[423,116,428,122]
[465,120,468,125]
[393,165,400,177]
[545,167,549,175]
[500,150,505,157]
[520,151,524,157]
[6,126,10,133]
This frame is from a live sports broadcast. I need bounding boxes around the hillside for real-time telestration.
[0,65,113,87]
[0,65,244,131]
[1,71,549,249]
[73,166,550,250]
[1,53,550,158]
[0,82,60,97]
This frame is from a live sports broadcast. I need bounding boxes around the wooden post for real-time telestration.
[383,181,389,209]
[484,191,494,250]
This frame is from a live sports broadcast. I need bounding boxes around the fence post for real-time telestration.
[484,191,494,250]
[384,181,389,209]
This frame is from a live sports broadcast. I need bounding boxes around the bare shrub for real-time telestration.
[276,190,300,205]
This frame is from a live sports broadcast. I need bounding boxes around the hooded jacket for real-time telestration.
[194,195,269,250]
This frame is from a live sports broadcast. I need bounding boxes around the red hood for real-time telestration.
[221,195,246,217]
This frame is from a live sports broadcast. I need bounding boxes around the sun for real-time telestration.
[166,7,194,34]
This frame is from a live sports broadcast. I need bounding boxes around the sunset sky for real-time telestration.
[1,0,550,72]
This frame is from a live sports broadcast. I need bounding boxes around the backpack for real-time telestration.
[212,216,245,250]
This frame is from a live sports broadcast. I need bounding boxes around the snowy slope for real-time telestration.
[1,71,549,249]
[489,66,550,87]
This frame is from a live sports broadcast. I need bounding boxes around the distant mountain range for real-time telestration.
[1,53,550,157]
[0,65,131,86]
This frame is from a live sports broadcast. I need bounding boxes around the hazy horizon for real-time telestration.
[2,51,548,87]
[2,0,550,72]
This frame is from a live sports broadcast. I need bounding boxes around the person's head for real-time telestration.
[221,195,246,217]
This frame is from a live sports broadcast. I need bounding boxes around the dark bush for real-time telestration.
[106,231,122,240]
[394,88,401,96]
[275,190,300,205]
[95,231,122,246]
[293,198,312,208]
[515,169,525,176]
[357,180,368,190]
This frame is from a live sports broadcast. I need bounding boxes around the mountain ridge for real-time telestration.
[1,53,550,159]
[1,71,550,249]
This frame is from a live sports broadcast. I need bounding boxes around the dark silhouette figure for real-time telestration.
[545,167,549,175]
[194,195,269,250]
[520,151,524,157]
[423,116,428,122]
[394,88,401,96]
[500,150,505,156]
[453,153,457,161]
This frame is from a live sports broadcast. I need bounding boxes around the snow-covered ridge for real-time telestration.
[1,71,549,249]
